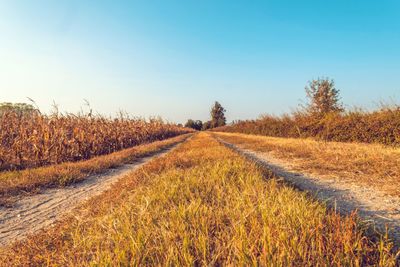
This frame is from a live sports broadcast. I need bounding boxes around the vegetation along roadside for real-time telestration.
[0,133,397,266]
[0,133,192,206]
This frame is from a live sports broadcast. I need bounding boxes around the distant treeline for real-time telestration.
[185,101,227,131]
[214,78,400,146]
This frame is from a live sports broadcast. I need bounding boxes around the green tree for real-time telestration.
[194,120,203,131]
[305,78,344,117]
[202,121,212,130]
[184,119,195,129]
[184,119,203,131]
[0,102,38,115]
[210,101,226,128]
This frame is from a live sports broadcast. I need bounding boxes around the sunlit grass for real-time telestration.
[214,107,400,146]
[1,133,396,266]
[214,132,400,196]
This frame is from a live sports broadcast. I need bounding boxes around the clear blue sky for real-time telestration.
[1,1,399,123]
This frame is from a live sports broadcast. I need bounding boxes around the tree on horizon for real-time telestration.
[0,102,38,116]
[210,101,226,128]
[305,78,343,117]
[184,119,203,131]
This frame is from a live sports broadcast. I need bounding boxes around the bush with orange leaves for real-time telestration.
[215,106,400,146]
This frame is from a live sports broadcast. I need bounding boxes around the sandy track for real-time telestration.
[218,138,400,247]
[0,144,181,246]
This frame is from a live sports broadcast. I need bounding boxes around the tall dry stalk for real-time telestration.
[0,110,191,171]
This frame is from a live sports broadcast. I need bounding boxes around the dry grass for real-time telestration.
[0,133,397,266]
[0,134,191,205]
[215,107,400,146]
[0,110,192,171]
[214,132,400,196]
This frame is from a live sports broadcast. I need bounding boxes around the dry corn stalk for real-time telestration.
[0,110,192,171]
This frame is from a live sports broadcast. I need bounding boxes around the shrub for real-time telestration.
[214,106,400,146]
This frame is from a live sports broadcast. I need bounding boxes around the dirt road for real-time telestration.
[218,138,400,247]
[0,144,181,246]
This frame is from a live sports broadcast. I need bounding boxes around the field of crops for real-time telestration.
[1,133,397,266]
[0,110,192,171]
[0,107,399,266]
[3,0,400,264]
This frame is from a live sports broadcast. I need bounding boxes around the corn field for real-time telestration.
[0,110,191,171]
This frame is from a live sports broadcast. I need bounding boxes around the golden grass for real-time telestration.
[214,107,400,146]
[0,133,397,266]
[214,132,400,196]
[0,134,191,205]
[0,110,192,171]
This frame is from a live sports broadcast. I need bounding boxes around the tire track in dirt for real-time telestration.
[218,138,400,248]
[0,143,183,246]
